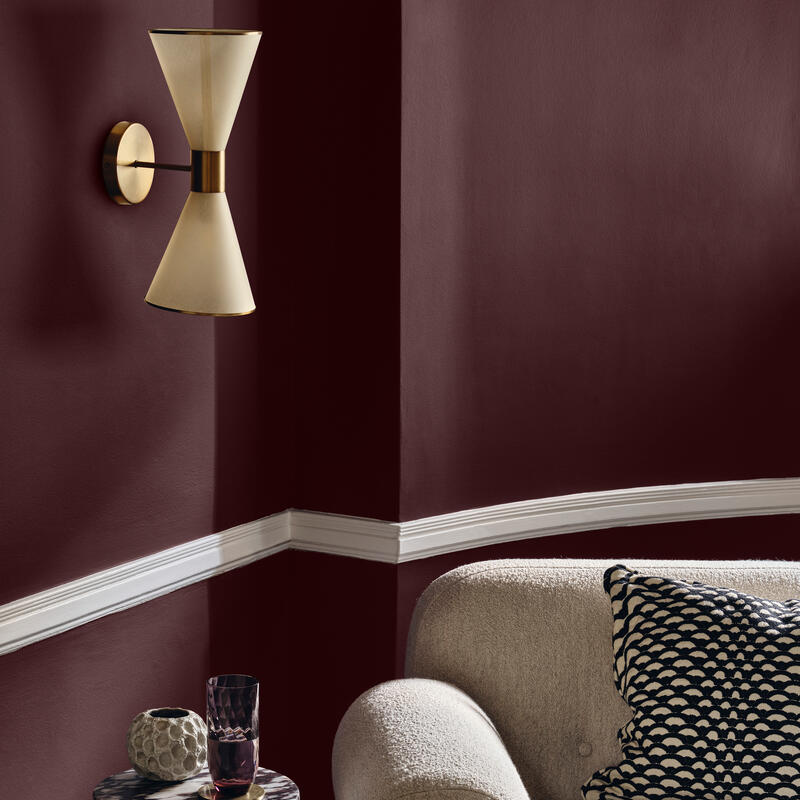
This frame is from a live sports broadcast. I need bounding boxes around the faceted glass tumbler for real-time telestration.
[206,675,260,798]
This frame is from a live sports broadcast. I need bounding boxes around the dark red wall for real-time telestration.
[0,1,292,798]
[213,2,293,531]
[399,0,800,520]
[0,552,294,800]
[276,551,398,799]
[6,2,800,800]
[0,581,212,799]
[0,0,287,605]
[287,1,402,521]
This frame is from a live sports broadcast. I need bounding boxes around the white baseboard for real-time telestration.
[2,478,798,655]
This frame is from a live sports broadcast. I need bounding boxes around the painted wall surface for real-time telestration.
[287,1,402,521]
[213,2,293,532]
[400,0,800,520]
[0,1,293,797]
[0,548,394,800]
[278,551,399,800]
[0,0,267,604]
[6,2,800,800]
[0,553,293,800]
[0,581,212,799]
[0,0,285,605]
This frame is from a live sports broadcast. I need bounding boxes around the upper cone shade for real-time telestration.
[149,30,261,151]
[145,192,255,316]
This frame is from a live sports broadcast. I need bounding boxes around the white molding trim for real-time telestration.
[0,514,290,657]
[2,478,799,655]
[289,510,399,563]
[394,478,800,561]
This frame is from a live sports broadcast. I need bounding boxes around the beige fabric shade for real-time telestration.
[149,29,261,151]
[146,29,261,316]
[145,192,255,316]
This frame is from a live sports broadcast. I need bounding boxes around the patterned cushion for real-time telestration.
[583,564,800,800]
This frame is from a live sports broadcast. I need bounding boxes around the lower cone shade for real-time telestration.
[145,192,255,316]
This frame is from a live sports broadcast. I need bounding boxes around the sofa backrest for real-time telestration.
[405,558,800,800]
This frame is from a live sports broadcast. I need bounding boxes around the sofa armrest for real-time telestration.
[332,678,530,800]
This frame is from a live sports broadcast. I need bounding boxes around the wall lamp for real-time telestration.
[102,29,261,317]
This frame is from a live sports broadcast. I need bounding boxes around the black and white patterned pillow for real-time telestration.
[583,565,800,800]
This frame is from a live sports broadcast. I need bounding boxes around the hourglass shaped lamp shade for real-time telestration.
[148,29,261,151]
[145,192,253,315]
[145,29,261,316]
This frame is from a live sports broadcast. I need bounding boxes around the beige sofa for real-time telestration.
[332,558,800,800]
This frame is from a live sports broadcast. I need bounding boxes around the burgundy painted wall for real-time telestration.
[212,1,294,532]
[0,552,293,800]
[277,551,398,800]
[0,0,284,604]
[7,3,800,800]
[0,1,291,797]
[288,0,402,521]
[207,553,294,786]
[0,581,212,799]
[399,0,800,520]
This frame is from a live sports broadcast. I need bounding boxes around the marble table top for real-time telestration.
[93,767,299,800]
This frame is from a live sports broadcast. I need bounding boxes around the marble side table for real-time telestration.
[93,767,299,799]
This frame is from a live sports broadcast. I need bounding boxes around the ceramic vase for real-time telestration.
[126,707,207,781]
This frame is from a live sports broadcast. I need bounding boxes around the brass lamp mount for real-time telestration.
[102,121,224,205]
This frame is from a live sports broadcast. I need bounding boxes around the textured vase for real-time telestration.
[126,707,207,781]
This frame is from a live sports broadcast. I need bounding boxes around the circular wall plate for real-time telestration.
[102,121,155,205]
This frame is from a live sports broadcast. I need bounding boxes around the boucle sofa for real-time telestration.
[332,558,800,800]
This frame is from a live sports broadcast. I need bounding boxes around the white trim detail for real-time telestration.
[394,478,800,561]
[2,478,799,655]
[0,514,290,657]
[290,510,399,563]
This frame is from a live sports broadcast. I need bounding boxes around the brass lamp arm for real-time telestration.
[133,152,226,193]
[132,152,226,191]
[133,160,192,172]
[103,122,226,203]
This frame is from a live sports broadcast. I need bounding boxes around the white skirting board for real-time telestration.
[1,478,799,655]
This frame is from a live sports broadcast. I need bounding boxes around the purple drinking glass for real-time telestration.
[206,675,260,799]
